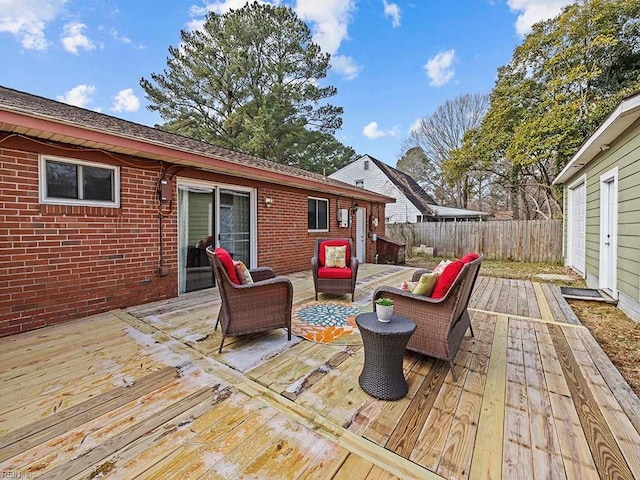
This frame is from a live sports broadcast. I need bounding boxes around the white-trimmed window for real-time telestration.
[39,155,120,207]
[308,197,328,231]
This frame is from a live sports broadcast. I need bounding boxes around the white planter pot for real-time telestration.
[376,305,393,322]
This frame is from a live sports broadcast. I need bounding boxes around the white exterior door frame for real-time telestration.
[566,176,586,276]
[355,207,366,263]
[599,167,618,297]
[176,178,257,295]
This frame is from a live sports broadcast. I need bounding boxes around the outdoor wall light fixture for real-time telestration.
[351,202,360,215]
[264,197,273,207]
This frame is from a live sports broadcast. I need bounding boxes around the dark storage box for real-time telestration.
[376,236,406,265]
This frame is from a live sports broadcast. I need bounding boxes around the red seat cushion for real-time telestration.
[460,252,479,264]
[318,267,353,279]
[319,240,351,267]
[431,260,464,299]
[214,247,240,284]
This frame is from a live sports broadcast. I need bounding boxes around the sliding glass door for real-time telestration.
[178,181,255,294]
[218,189,251,265]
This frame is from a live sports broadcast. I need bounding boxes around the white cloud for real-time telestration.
[331,54,360,80]
[110,29,145,49]
[188,1,355,55]
[409,118,423,134]
[507,0,573,37]
[185,18,206,32]
[187,1,277,31]
[56,84,96,108]
[363,121,398,140]
[424,49,455,87]
[190,0,274,16]
[61,21,95,55]
[295,0,355,55]
[111,88,140,112]
[110,29,131,45]
[188,1,358,79]
[0,0,66,50]
[383,0,401,28]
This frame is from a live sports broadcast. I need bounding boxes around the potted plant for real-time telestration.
[375,297,394,322]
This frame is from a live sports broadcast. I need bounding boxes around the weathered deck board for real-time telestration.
[0,343,157,406]
[0,366,178,460]
[331,453,376,479]
[248,341,340,393]
[385,361,448,456]
[548,324,634,479]
[407,375,465,473]
[66,388,237,480]
[1,265,639,480]
[576,327,640,434]
[468,314,507,480]
[296,349,370,426]
[548,391,601,480]
[437,387,482,479]
[353,368,419,444]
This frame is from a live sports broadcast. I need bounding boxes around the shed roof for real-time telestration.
[554,91,640,184]
[427,204,490,220]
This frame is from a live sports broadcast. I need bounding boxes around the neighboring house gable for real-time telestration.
[554,91,640,322]
[330,154,489,223]
[330,154,432,223]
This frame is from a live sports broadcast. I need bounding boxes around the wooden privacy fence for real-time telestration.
[385,219,563,263]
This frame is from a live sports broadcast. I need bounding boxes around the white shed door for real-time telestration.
[568,181,586,275]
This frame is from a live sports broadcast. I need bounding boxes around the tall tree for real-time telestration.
[454,0,640,219]
[141,1,352,172]
[397,93,489,208]
[396,147,430,185]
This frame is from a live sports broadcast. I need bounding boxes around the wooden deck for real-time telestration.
[1,263,639,479]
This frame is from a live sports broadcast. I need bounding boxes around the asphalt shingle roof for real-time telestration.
[367,155,436,215]
[0,85,387,198]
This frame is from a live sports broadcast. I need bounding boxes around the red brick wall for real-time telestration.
[257,186,386,273]
[0,139,386,336]
[0,144,177,337]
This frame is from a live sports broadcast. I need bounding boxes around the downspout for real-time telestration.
[158,211,165,276]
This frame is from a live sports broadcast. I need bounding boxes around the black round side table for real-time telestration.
[355,312,416,400]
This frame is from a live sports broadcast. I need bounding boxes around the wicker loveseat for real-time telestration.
[206,246,293,353]
[311,238,359,301]
[373,254,483,380]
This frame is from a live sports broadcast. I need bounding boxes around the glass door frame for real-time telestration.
[176,178,257,295]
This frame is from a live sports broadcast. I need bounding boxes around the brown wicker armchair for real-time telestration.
[373,255,483,380]
[311,238,359,301]
[206,246,293,353]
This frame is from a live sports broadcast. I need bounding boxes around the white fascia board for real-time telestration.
[554,93,640,185]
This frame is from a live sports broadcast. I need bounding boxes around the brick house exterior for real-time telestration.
[0,86,392,337]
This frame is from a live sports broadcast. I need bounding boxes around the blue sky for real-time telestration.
[0,0,573,165]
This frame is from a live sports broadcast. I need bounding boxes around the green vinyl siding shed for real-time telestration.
[554,92,640,322]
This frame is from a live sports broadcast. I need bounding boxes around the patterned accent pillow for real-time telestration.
[400,280,419,292]
[432,260,451,274]
[325,245,347,268]
[234,261,253,285]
